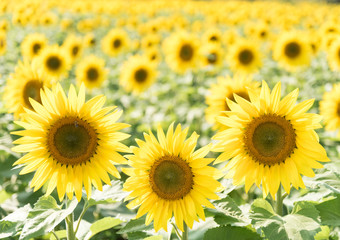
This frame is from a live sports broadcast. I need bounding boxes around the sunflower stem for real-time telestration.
[74,201,89,234]
[182,223,188,240]
[275,185,283,216]
[65,198,76,240]
[171,222,182,240]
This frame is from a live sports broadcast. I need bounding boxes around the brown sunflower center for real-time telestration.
[244,114,296,166]
[284,42,301,58]
[47,117,98,165]
[207,53,218,64]
[86,67,99,81]
[72,45,79,56]
[210,35,218,41]
[46,55,61,71]
[113,39,121,49]
[260,31,267,37]
[0,39,4,48]
[149,155,193,200]
[238,49,254,65]
[179,44,194,61]
[90,38,96,45]
[337,102,340,117]
[32,43,41,54]
[23,80,43,109]
[134,68,148,83]
[225,91,250,111]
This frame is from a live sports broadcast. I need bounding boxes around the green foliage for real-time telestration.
[203,225,261,240]
[83,217,123,240]
[315,195,340,227]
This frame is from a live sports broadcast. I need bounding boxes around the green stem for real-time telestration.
[51,231,60,240]
[182,223,188,240]
[65,198,76,240]
[275,185,283,216]
[74,201,89,234]
[171,222,182,240]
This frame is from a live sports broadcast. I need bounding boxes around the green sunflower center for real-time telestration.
[134,68,148,83]
[46,55,61,71]
[86,67,99,81]
[238,49,254,65]
[149,155,193,200]
[179,44,194,61]
[284,42,301,58]
[244,114,296,166]
[207,52,218,64]
[32,43,41,54]
[72,45,79,56]
[48,117,98,165]
[113,39,122,49]
[23,80,43,109]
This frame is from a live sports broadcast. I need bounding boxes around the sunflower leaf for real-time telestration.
[117,216,153,234]
[19,195,78,240]
[315,195,340,226]
[82,217,123,240]
[203,225,261,240]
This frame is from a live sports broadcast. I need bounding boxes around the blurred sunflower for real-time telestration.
[0,31,6,55]
[120,55,157,94]
[141,33,161,50]
[227,39,262,74]
[11,84,130,201]
[205,75,260,130]
[38,45,70,80]
[327,38,340,71]
[3,60,51,119]
[123,123,222,232]
[84,33,96,48]
[145,47,162,64]
[163,32,200,74]
[202,28,222,44]
[76,55,107,90]
[212,81,329,198]
[101,28,130,57]
[201,43,224,69]
[62,35,83,63]
[21,33,48,60]
[273,31,311,71]
[320,83,340,136]
[0,20,8,31]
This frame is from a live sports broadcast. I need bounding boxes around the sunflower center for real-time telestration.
[238,49,254,65]
[207,53,217,64]
[179,44,194,61]
[210,35,218,41]
[113,39,121,49]
[337,102,340,117]
[284,42,301,58]
[48,117,98,165]
[23,80,43,109]
[225,91,250,111]
[134,68,148,83]
[46,55,61,71]
[149,155,193,200]
[32,43,41,54]
[72,46,79,56]
[90,39,96,45]
[0,39,4,48]
[244,114,296,166]
[86,67,99,81]
[260,31,267,38]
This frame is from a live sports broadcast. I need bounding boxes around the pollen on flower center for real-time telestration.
[238,49,254,65]
[244,114,296,166]
[149,155,193,200]
[284,42,301,58]
[47,116,98,165]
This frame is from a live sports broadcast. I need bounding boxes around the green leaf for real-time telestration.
[315,195,340,226]
[19,195,78,240]
[127,231,151,240]
[250,199,321,240]
[49,230,67,240]
[314,226,330,240]
[143,236,163,240]
[0,204,31,239]
[87,180,128,207]
[0,190,11,204]
[117,216,153,234]
[84,217,122,240]
[203,225,261,240]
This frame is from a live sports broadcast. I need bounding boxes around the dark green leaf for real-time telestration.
[127,231,150,240]
[316,195,340,226]
[84,217,123,240]
[117,216,153,234]
[203,225,261,240]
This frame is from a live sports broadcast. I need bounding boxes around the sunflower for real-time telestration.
[123,123,222,232]
[319,83,340,136]
[3,60,52,119]
[0,20,8,31]
[101,28,130,57]
[205,75,260,130]
[120,55,157,94]
[11,84,130,201]
[62,35,84,63]
[212,81,329,198]
[0,31,6,55]
[163,32,200,74]
[84,33,96,48]
[21,33,48,60]
[227,39,262,74]
[200,43,224,69]
[202,28,222,44]
[273,31,312,72]
[145,47,162,64]
[141,33,161,50]
[76,55,107,90]
[38,45,70,80]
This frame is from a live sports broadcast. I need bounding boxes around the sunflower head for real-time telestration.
[21,33,48,60]
[123,123,223,232]
[0,31,6,55]
[62,35,84,62]
[200,43,224,69]
[101,28,130,57]
[320,83,340,136]
[11,83,130,202]
[212,81,329,198]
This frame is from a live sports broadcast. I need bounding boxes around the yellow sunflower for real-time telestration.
[62,35,84,63]
[123,123,222,232]
[273,31,312,72]
[319,83,340,136]
[145,47,162,64]
[0,31,6,55]
[205,75,260,130]
[76,55,107,90]
[212,81,329,198]
[3,60,52,119]
[21,33,48,60]
[327,38,340,72]
[101,28,130,57]
[163,32,200,74]
[38,45,70,80]
[202,28,222,44]
[227,39,262,74]
[11,84,130,201]
[120,55,157,94]
[200,43,224,69]
[84,33,96,48]
[0,20,8,31]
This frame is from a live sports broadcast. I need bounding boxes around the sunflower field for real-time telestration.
[0,0,340,239]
